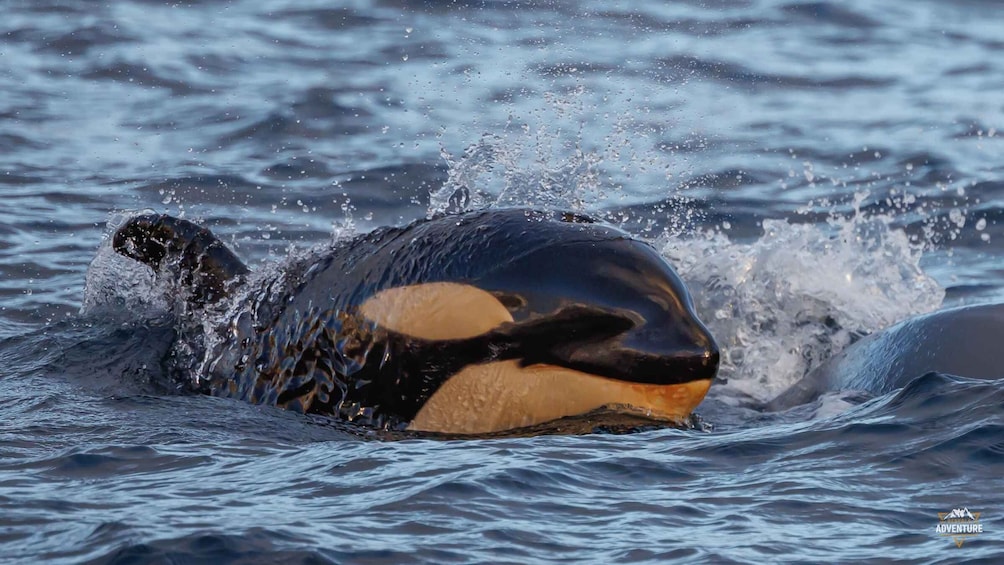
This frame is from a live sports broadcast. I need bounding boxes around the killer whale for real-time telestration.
[111,209,720,434]
[768,303,1004,411]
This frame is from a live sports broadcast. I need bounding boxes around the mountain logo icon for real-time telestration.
[943,508,976,521]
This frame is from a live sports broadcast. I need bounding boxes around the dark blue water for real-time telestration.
[2,1,1003,562]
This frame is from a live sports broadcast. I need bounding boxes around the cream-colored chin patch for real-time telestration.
[408,361,712,435]
[359,282,514,340]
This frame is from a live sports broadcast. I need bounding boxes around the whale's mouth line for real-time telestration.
[407,360,713,435]
[493,307,719,387]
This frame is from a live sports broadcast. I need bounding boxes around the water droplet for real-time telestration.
[948,208,966,228]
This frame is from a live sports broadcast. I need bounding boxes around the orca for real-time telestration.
[769,303,1004,410]
[111,209,720,435]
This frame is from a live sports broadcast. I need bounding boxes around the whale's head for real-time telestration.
[355,210,719,434]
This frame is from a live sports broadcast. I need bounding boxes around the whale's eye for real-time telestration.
[490,291,526,312]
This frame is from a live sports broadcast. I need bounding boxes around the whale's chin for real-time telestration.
[407,360,712,435]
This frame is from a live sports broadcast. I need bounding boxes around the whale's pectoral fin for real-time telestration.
[112,213,250,306]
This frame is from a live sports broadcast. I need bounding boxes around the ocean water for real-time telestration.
[1,0,1003,562]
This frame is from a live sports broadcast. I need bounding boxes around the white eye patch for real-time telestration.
[359,282,513,341]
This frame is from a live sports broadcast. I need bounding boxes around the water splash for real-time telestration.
[81,211,174,320]
[428,86,668,217]
[428,132,605,216]
[660,204,945,404]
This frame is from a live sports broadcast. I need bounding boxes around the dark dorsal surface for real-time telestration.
[281,209,628,312]
[769,302,1004,410]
